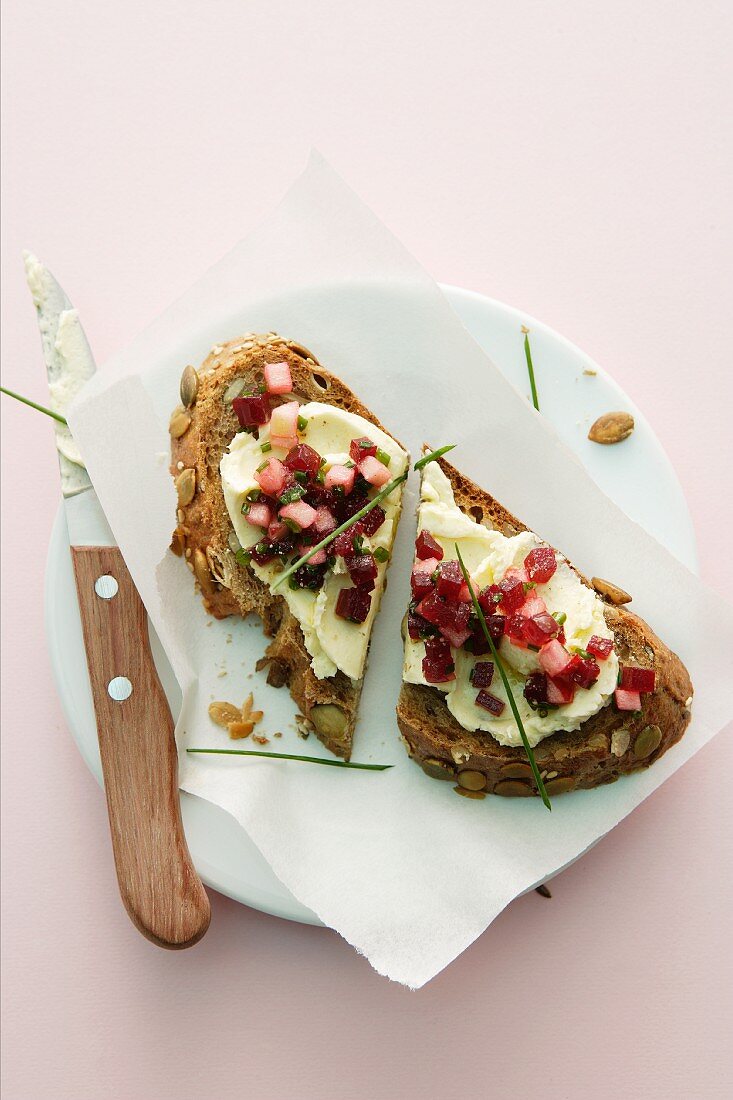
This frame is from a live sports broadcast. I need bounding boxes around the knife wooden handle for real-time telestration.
[71,545,210,949]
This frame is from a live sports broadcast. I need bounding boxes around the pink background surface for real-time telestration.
[2,3,732,1098]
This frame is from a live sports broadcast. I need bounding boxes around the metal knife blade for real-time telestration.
[24,252,113,544]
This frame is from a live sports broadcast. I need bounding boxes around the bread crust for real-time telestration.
[170,333,403,759]
[397,456,693,796]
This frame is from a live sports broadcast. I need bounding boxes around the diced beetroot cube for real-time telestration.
[358,455,391,487]
[441,622,473,649]
[284,443,321,476]
[524,672,548,708]
[334,491,368,523]
[465,625,491,655]
[325,464,356,493]
[505,613,529,645]
[249,539,278,565]
[522,613,560,648]
[267,519,289,542]
[435,560,463,601]
[408,610,434,641]
[614,687,641,712]
[524,546,557,585]
[422,636,455,683]
[563,654,601,689]
[255,456,288,497]
[345,552,378,591]
[547,677,575,705]
[416,591,471,644]
[520,596,548,619]
[499,575,526,613]
[232,393,271,427]
[478,584,502,613]
[475,690,505,716]
[415,530,444,561]
[486,614,506,641]
[263,361,293,395]
[470,661,494,688]
[349,436,377,463]
[587,635,614,661]
[620,666,656,693]
[279,500,317,530]
[335,586,372,624]
[411,565,436,601]
[307,548,327,566]
[359,504,386,537]
[332,526,362,557]
[312,506,337,537]
[246,501,272,529]
[539,639,572,678]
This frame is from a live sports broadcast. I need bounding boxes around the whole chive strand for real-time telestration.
[0,386,67,425]
[522,327,540,412]
[186,748,392,770]
[455,544,552,811]
[272,444,455,590]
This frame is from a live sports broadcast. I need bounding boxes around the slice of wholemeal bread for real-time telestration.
[397,455,693,796]
[170,333,405,759]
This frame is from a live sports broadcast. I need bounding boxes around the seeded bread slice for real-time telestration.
[170,333,405,759]
[396,455,693,796]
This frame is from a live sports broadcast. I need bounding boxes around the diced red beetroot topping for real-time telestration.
[478,584,502,613]
[349,436,377,463]
[539,639,572,678]
[614,687,641,712]
[263,360,293,395]
[465,624,491,655]
[620,666,656,693]
[485,614,506,641]
[246,501,272,529]
[359,504,386,537]
[279,500,317,530]
[470,661,494,688]
[312,505,337,537]
[324,464,356,493]
[335,586,372,624]
[415,530,444,561]
[475,690,505,716]
[524,546,557,585]
[232,393,270,427]
[345,552,378,591]
[416,590,471,646]
[358,455,391,487]
[334,490,368,523]
[498,575,526,613]
[249,540,279,565]
[524,672,548,708]
[547,677,575,705]
[435,560,463,601]
[411,565,435,601]
[587,635,614,661]
[505,613,529,645]
[284,443,321,476]
[422,636,455,683]
[255,456,289,497]
[408,609,434,641]
[521,612,560,648]
[562,653,600,689]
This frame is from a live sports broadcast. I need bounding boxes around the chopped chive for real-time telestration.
[552,611,567,625]
[186,748,392,770]
[297,414,308,432]
[260,440,272,453]
[345,460,356,469]
[455,544,551,811]
[246,488,261,502]
[256,459,268,473]
[235,548,251,567]
[294,470,307,484]
[376,448,391,467]
[283,518,300,533]
[522,327,540,411]
[240,502,250,515]
[374,547,389,563]
[414,444,456,470]
[0,386,68,425]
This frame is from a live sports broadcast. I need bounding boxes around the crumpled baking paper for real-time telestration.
[69,153,733,987]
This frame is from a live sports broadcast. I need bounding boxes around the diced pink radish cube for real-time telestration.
[539,639,572,678]
[267,520,288,542]
[313,505,337,537]
[307,548,327,566]
[254,456,288,497]
[614,688,641,712]
[269,401,300,449]
[325,464,356,493]
[547,678,575,705]
[263,361,293,395]
[413,556,440,575]
[458,582,472,603]
[279,500,317,530]
[246,502,272,528]
[358,455,391,487]
[520,596,547,618]
[504,566,529,585]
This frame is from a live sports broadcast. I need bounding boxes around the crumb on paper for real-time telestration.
[252,734,270,745]
[583,368,597,377]
[274,732,282,738]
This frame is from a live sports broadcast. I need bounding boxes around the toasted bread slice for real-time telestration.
[170,333,405,759]
[397,455,693,796]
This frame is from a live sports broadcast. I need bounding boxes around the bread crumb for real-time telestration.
[252,734,270,745]
[583,368,597,376]
[274,732,282,738]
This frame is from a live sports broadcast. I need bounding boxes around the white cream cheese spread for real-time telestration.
[221,402,408,681]
[403,462,618,748]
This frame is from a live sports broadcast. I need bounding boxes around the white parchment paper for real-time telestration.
[69,154,733,987]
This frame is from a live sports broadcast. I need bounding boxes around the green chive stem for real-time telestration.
[272,444,454,590]
[0,386,68,425]
[522,328,540,412]
[186,748,392,770]
[455,544,552,811]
